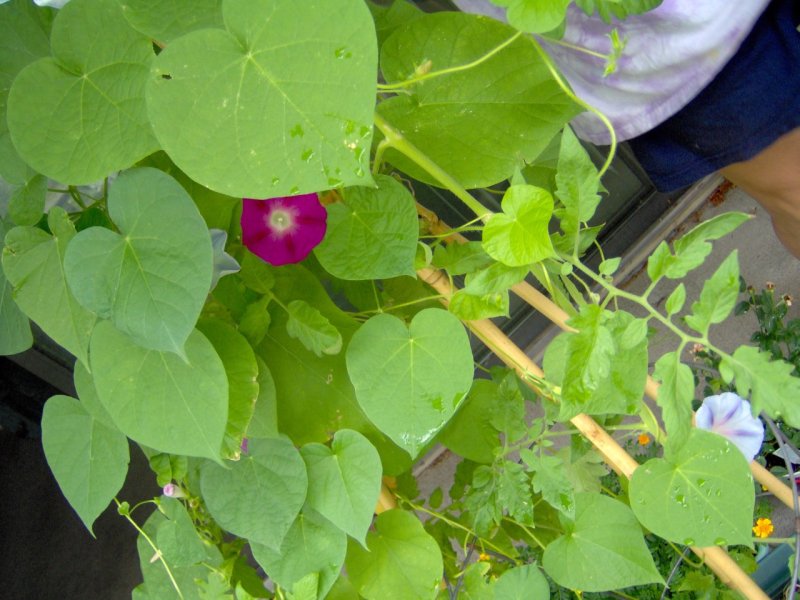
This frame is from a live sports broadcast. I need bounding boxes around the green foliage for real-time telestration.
[285,299,343,356]
[0,217,32,355]
[41,394,129,533]
[146,0,376,198]
[121,0,223,44]
[378,12,578,188]
[315,175,419,280]
[653,349,695,447]
[345,509,443,600]
[483,185,555,266]
[629,429,754,547]
[346,308,474,457]
[439,379,502,464]
[490,0,572,34]
[684,251,740,336]
[574,0,663,23]
[542,493,663,592]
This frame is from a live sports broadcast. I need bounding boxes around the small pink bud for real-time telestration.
[162,483,186,498]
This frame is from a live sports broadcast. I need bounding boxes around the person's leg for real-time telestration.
[720,127,800,258]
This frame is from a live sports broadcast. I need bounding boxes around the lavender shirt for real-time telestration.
[452,0,770,144]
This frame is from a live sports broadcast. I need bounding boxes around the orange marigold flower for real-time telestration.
[637,433,651,446]
[752,517,774,539]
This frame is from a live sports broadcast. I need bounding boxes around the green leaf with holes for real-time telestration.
[345,509,443,600]
[629,429,754,547]
[542,493,663,592]
[314,175,418,280]
[483,185,555,267]
[64,168,212,356]
[90,320,228,461]
[41,394,130,534]
[378,12,578,188]
[2,208,96,364]
[346,308,474,457]
[145,0,376,198]
[200,437,307,549]
[7,0,157,184]
[300,429,383,546]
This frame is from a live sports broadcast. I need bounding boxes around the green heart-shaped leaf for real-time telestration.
[7,0,157,184]
[121,0,223,45]
[65,168,212,355]
[542,493,663,592]
[41,394,130,534]
[145,0,376,198]
[483,185,555,266]
[300,429,383,546]
[200,437,307,549]
[346,308,474,457]
[629,429,754,547]
[90,320,228,461]
[251,508,346,599]
[314,175,419,280]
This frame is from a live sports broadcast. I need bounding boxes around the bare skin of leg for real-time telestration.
[720,127,800,259]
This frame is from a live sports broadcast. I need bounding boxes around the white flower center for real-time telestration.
[268,208,295,234]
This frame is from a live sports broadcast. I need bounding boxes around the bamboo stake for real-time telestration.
[420,203,796,510]
[416,266,769,600]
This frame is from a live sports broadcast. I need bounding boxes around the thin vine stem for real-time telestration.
[115,498,184,600]
[377,32,522,91]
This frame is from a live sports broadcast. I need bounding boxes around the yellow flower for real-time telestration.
[637,433,651,446]
[752,517,774,539]
[478,552,491,562]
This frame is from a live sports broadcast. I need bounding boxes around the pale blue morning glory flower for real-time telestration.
[34,0,71,8]
[695,392,764,462]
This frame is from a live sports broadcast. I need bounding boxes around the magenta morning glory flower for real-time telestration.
[696,392,764,462]
[241,194,327,266]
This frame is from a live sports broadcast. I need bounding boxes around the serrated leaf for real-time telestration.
[146,0,376,198]
[90,321,228,461]
[314,175,418,280]
[200,437,307,549]
[121,0,223,45]
[629,429,754,547]
[554,127,601,249]
[286,299,343,357]
[431,241,493,276]
[665,283,686,317]
[464,263,529,295]
[483,185,555,266]
[2,207,96,364]
[300,429,382,545]
[251,508,346,599]
[41,394,129,533]
[522,450,575,518]
[196,319,259,460]
[346,308,474,457]
[378,12,578,188]
[653,350,695,449]
[542,493,663,592]
[7,0,157,184]
[345,509,443,600]
[64,168,212,355]
[684,251,739,336]
[720,346,800,428]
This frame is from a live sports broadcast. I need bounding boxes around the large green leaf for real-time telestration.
[652,350,695,448]
[483,185,555,267]
[346,308,474,457]
[2,207,96,364]
[300,429,382,545]
[41,394,130,533]
[146,0,376,198]
[378,12,578,188]
[345,509,443,600]
[64,168,212,355]
[0,216,32,355]
[245,356,278,439]
[6,0,157,184]
[542,493,663,592]
[196,319,259,460]
[493,564,549,599]
[314,175,418,280]
[155,497,207,567]
[494,0,571,34]
[200,437,307,549]
[251,508,346,598]
[439,379,502,464]
[121,0,223,44]
[90,320,228,461]
[257,264,411,475]
[629,429,754,547]
[0,0,53,184]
